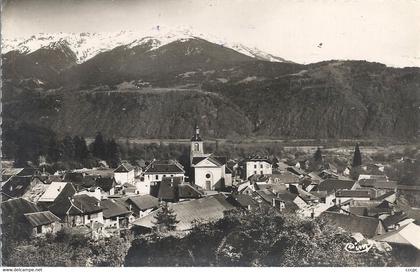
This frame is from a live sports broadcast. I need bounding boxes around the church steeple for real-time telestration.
[190,124,204,162]
[191,124,202,141]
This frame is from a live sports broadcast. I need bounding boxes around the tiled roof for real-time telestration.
[100,199,131,219]
[269,172,300,184]
[374,223,420,250]
[191,156,207,165]
[374,191,396,201]
[144,160,185,174]
[321,211,385,238]
[2,176,34,199]
[95,177,116,192]
[157,177,182,201]
[178,183,203,199]
[382,212,408,228]
[64,194,102,215]
[335,189,373,198]
[24,211,61,227]
[127,195,159,211]
[1,198,41,221]
[132,194,235,231]
[114,162,134,173]
[359,179,397,190]
[38,182,73,202]
[230,194,258,208]
[315,179,356,194]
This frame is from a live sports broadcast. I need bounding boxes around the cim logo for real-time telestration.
[344,241,373,253]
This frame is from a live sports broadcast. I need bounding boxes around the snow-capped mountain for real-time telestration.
[2,27,289,63]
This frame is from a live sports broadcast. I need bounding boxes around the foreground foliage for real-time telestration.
[125,209,397,266]
[3,229,132,267]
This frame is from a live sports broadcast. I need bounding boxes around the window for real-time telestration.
[260,171,263,175]
[206,173,211,179]
[36,225,42,234]
[254,165,257,169]
[155,175,159,180]
[194,143,200,151]
[254,171,257,174]
[260,164,263,168]
[163,175,166,178]
[87,214,91,220]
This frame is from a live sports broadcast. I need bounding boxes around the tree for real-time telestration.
[314,147,323,163]
[126,208,398,266]
[73,136,90,162]
[62,135,75,161]
[46,137,63,163]
[106,139,121,168]
[152,202,179,232]
[352,143,362,167]
[91,132,107,160]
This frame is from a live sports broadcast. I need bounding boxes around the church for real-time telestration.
[190,125,232,191]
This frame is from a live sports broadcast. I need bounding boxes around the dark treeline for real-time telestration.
[3,123,122,169]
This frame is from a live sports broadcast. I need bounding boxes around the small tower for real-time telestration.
[190,125,204,162]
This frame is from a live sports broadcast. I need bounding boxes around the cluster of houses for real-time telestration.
[1,126,420,263]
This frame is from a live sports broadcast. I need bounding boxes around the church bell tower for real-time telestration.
[190,125,204,162]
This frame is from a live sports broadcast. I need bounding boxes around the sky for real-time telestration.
[2,0,420,67]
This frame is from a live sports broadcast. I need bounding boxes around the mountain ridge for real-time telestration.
[2,33,420,141]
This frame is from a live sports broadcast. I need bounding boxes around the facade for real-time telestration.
[143,160,185,184]
[189,126,231,190]
[242,157,272,180]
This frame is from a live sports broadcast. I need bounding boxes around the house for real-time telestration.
[38,182,76,205]
[49,194,104,227]
[23,211,62,237]
[64,172,97,191]
[321,211,386,238]
[125,195,160,218]
[374,223,420,266]
[143,160,185,185]
[228,194,259,211]
[318,169,339,180]
[286,166,306,178]
[95,177,117,196]
[267,172,300,187]
[1,175,43,201]
[190,126,232,190]
[241,155,272,180]
[289,185,320,204]
[374,191,397,203]
[335,189,374,202]
[251,189,303,213]
[132,194,235,231]
[382,211,414,231]
[1,198,42,238]
[153,177,203,202]
[113,162,135,185]
[100,199,132,228]
[1,167,24,181]
[312,178,356,194]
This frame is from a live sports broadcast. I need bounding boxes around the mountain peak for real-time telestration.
[2,28,290,64]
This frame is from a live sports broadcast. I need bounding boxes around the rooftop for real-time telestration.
[24,211,61,227]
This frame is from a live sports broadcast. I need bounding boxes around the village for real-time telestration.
[2,125,420,265]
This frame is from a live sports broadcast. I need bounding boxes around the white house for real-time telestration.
[114,162,135,185]
[189,126,232,190]
[143,160,185,191]
[242,156,272,180]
